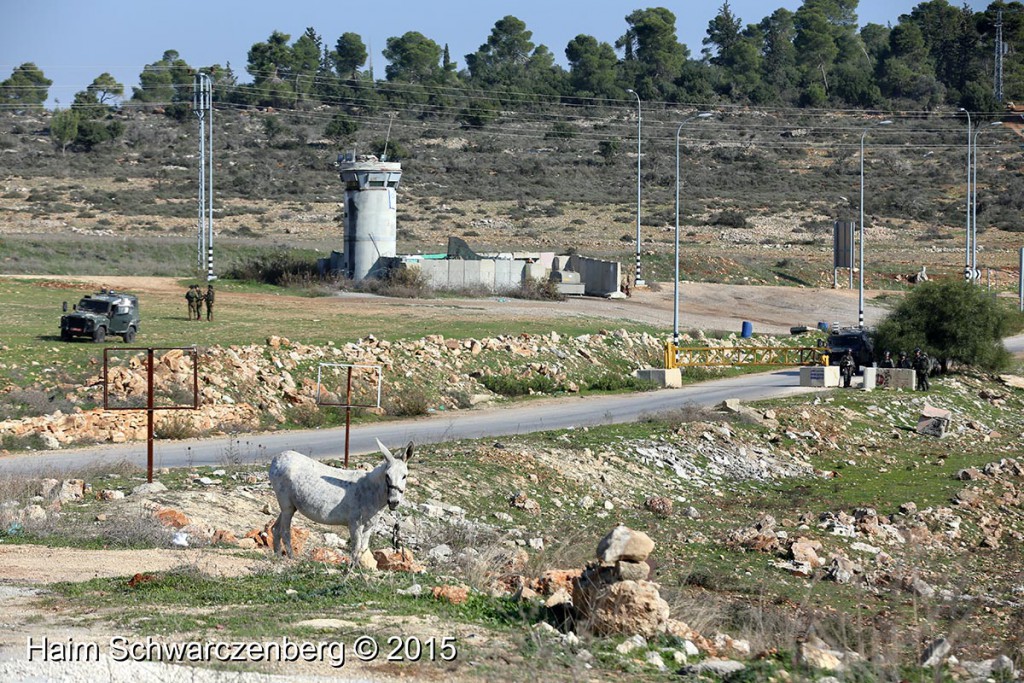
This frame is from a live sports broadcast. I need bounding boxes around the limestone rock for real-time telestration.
[596,525,655,564]
[431,584,469,605]
[373,548,425,573]
[573,579,669,637]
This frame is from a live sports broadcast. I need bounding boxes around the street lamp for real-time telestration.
[673,112,713,345]
[959,108,972,273]
[972,121,1003,276]
[626,89,644,286]
[858,119,892,330]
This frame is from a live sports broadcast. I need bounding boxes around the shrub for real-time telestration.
[710,210,750,228]
[505,277,564,302]
[873,279,1017,372]
[154,414,198,440]
[480,373,559,396]
[284,403,326,429]
[356,265,431,298]
[384,385,431,416]
[585,373,655,392]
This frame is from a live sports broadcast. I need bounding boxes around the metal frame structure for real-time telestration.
[315,363,383,467]
[664,343,827,370]
[103,347,199,482]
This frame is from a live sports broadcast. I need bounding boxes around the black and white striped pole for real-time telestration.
[859,119,892,330]
[193,73,215,282]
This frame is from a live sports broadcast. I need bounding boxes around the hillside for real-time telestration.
[2,105,1023,288]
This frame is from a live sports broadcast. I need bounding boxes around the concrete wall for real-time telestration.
[412,259,528,292]
[566,255,621,297]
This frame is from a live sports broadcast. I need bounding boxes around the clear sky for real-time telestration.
[1,0,991,108]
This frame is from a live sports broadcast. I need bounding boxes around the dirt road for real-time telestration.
[12,274,886,334]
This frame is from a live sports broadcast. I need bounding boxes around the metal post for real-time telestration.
[1019,247,1023,312]
[859,130,866,330]
[972,122,1004,279]
[858,120,892,329]
[206,74,214,282]
[146,348,154,483]
[673,113,713,345]
[627,89,644,286]
[194,74,206,273]
[344,366,353,467]
[960,109,971,274]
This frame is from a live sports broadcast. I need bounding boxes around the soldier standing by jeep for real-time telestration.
[839,349,855,388]
[185,285,197,320]
[204,284,215,321]
[913,348,931,391]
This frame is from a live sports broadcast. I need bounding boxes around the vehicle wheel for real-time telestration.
[123,327,136,343]
[60,329,72,341]
[92,326,106,343]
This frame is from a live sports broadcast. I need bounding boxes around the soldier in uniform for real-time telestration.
[913,348,931,391]
[897,351,911,369]
[880,350,895,368]
[185,285,198,320]
[204,284,215,321]
[839,349,855,388]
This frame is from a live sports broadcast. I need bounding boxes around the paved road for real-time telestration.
[3,333,1020,477]
[0,369,817,476]
[1006,333,1024,355]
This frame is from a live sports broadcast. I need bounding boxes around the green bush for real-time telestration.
[873,279,1017,372]
[480,373,559,396]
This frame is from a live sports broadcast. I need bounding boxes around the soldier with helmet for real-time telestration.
[913,348,931,391]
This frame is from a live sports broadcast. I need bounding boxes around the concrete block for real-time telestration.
[524,262,547,282]
[917,405,952,437]
[875,368,915,390]
[800,365,841,387]
[635,368,682,389]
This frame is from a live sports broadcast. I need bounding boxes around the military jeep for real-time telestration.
[826,327,874,370]
[60,290,140,343]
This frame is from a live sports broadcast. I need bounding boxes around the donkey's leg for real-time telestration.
[348,519,363,565]
[358,521,374,555]
[277,506,296,558]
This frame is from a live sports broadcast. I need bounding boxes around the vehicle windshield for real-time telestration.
[77,299,110,314]
[830,334,864,348]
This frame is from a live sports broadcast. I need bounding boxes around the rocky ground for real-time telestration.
[2,365,1024,681]
[0,327,806,451]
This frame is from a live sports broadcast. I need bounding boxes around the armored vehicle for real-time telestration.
[826,327,873,369]
[60,290,140,343]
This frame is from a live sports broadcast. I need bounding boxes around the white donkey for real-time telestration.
[268,438,412,566]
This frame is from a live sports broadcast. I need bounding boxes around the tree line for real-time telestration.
[3,1,1023,151]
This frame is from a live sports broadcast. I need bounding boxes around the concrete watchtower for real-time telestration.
[337,155,402,280]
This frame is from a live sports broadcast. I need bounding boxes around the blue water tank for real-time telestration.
[817,321,830,332]
[741,321,753,338]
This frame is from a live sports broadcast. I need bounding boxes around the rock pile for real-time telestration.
[571,525,668,637]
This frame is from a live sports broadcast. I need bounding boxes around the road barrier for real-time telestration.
[664,343,828,370]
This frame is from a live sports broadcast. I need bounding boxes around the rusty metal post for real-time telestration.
[146,348,154,483]
[344,366,353,467]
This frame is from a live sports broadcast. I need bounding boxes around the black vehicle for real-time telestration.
[826,327,873,370]
[60,291,140,342]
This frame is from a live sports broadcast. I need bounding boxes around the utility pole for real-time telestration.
[193,73,215,281]
[995,9,1005,103]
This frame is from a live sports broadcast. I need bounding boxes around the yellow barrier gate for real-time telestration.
[664,343,828,370]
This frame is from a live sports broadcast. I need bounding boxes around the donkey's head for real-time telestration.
[376,438,413,511]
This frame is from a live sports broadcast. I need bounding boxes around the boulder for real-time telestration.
[57,479,85,502]
[644,496,673,516]
[373,548,425,573]
[573,579,669,637]
[596,525,655,564]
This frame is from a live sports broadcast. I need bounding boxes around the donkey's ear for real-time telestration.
[403,441,414,462]
[376,438,394,464]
